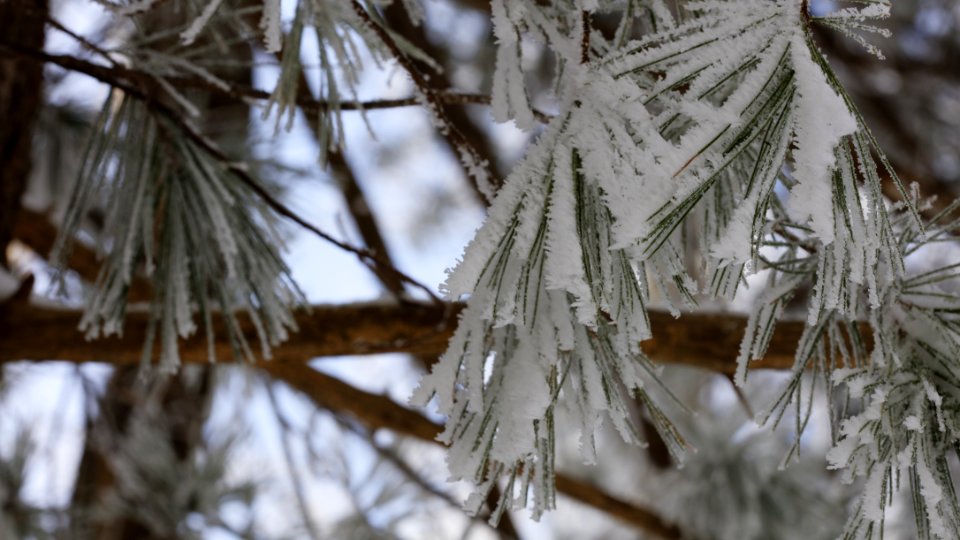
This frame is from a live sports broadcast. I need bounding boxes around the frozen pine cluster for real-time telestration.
[407,0,960,537]
[54,97,304,374]
[53,0,960,538]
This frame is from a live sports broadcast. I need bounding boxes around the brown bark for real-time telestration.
[2,193,865,378]
[0,0,47,268]
[0,301,457,364]
[0,300,864,373]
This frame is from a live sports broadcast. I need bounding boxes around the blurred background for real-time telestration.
[0,0,958,538]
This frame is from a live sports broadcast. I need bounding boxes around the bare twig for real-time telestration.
[0,41,442,303]
[263,379,322,540]
[44,14,120,68]
[0,41,516,117]
[338,419,514,536]
[265,363,683,539]
[349,0,500,203]
[581,10,592,64]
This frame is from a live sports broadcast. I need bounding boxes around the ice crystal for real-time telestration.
[415,0,935,529]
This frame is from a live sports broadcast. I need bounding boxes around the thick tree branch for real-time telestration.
[0,300,864,373]
[6,211,828,371]
[0,302,455,364]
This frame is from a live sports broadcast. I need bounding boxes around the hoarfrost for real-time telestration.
[787,34,858,244]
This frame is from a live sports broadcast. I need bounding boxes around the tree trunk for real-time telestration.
[0,0,47,268]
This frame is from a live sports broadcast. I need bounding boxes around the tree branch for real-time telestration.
[4,205,863,375]
[0,38,499,117]
[262,362,683,539]
[350,0,500,202]
[0,300,865,373]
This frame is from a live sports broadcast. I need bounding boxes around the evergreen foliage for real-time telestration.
[7,0,960,538]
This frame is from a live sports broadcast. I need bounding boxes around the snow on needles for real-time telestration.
[787,34,858,245]
[411,1,937,534]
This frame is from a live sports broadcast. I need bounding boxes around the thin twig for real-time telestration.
[349,0,500,202]
[263,378,322,540]
[0,41,442,304]
[581,10,592,64]
[338,418,514,537]
[153,114,443,304]
[44,15,120,68]
[0,41,509,115]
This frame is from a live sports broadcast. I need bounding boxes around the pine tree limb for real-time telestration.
[0,301,870,373]
[2,199,869,376]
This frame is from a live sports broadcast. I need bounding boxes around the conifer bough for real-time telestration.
[10,0,960,538]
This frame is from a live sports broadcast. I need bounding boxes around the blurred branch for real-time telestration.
[12,208,153,302]
[340,418,523,538]
[337,418,521,537]
[269,42,407,298]
[346,422,465,510]
[264,362,683,539]
[71,366,213,539]
[292,65,446,371]
[328,146,407,297]
[263,379,322,540]
[0,40,517,121]
[380,1,508,203]
[351,0,499,203]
